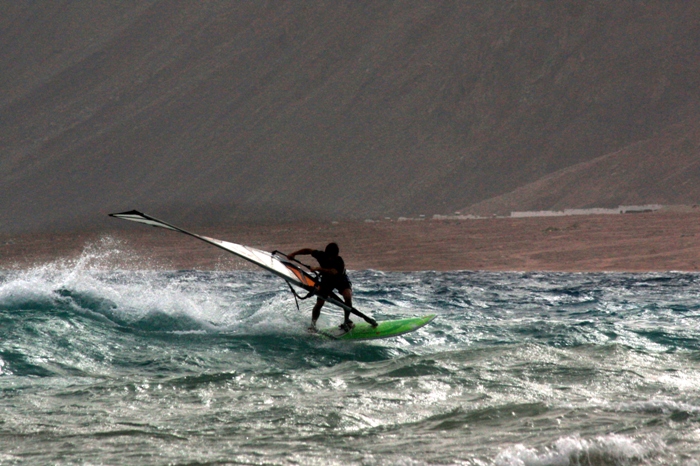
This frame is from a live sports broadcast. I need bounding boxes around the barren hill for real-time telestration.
[2,1,699,233]
[465,116,700,215]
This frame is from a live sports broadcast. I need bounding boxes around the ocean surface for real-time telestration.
[2,250,700,465]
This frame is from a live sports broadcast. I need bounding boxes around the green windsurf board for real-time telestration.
[318,314,436,341]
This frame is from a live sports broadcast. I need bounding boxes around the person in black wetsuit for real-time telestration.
[287,242,354,332]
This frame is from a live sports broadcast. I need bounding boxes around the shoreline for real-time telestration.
[2,211,700,272]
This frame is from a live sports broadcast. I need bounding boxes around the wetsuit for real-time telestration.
[311,249,351,296]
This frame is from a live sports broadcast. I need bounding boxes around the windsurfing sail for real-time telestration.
[109,210,377,326]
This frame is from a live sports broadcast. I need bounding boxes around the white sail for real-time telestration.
[109,210,317,289]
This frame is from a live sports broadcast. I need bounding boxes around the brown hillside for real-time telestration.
[1,1,699,233]
[464,116,700,215]
[4,211,700,272]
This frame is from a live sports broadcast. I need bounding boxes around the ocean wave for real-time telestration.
[2,262,700,463]
[494,434,662,466]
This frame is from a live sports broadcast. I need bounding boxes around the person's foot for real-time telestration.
[339,320,354,332]
[369,318,378,328]
[308,321,318,333]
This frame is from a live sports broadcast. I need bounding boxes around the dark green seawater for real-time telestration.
[2,254,700,464]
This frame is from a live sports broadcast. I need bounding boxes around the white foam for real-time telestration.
[494,434,660,466]
[0,238,300,333]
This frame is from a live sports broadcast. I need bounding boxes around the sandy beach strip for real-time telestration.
[2,211,700,272]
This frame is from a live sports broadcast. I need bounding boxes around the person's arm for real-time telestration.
[287,248,314,261]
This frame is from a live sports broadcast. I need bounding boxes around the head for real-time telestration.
[324,242,339,257]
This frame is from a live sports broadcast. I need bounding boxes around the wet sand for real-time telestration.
[2,211,700,272]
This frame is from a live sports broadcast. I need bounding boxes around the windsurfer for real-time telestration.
[287,243,354,332]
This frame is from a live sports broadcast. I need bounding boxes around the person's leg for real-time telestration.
[340,288,353,325]
[340,287,352,307]
[311,297,325,328]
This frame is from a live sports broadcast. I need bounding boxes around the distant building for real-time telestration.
[510,205,662,218]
